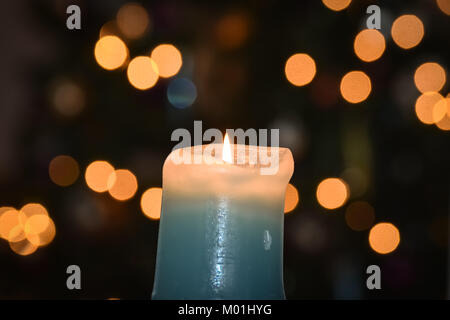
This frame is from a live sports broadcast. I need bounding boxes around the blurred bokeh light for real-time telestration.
[167,78,197,108]
[150,44,182,78]
[321,0,352,12]
[107,169,138,201]
[353,29,385,62]
[414,62,446,93]
[285,53,316,87]
[391,15,424,50]
[369,222,400,254]
[415,92,444,124]
[316,178,349,210]
[85,161,115,193]
[140,187,163,220]
[116,2,150,40]
[94,35,128,70]
[340,71,371,103]
[284,183,300,213]
[127,56,159,90]
[49,155,80,187]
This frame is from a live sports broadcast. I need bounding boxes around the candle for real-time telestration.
[152,135,294,299]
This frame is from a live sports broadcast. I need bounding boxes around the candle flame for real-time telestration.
[222,133,232,163]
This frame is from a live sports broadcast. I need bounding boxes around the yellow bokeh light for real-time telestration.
[415,92,444,124]
[94,35,128,70]
[340,71,372,103]
[322,0,352,11]
[353,29,385,62]
[151,44,183,78]
[24,214,50,236]
[107,169,138,201]
[117,3,150,39]
[433,98,449,123]
[391,15,424,49]
[369,222,400,254]
[345,201,375,231]
[8,224,26,243]
[19,203,49,227]
[436,0,450,15]
[49,155,80,187]
[127,56,159,90]
[85,161,115,193]
[284,183,299,213]
[316,178,349,210]
[9,238,38,256]
[285,53,316,87]
[140,187,163,220]
[414,62,446,93]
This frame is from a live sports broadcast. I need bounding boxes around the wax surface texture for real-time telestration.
[152,144,294,299]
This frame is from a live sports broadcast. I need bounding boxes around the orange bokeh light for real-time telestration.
[140,187,163,220]
[85,161,115,193]
[316,178,349,210]
[322,0,352,11]
[284,183,299,213]
[353,29,385,62]
[436,0,450,15]
[340,71,372,103]
[415,92,444,124]
[94,35,128,70]
[127,56,159,90]
[391,15,424,49]
[117,3,150,39]
[49,155,80,187]
[414,62,446,93]
[369,222,400,254]
[151,44,182,78]
[107,169,138,201]
[285,53,316,87]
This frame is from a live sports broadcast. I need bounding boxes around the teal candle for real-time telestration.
[152,139,294,299]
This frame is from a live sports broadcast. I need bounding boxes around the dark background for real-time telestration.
[0,0,449,299]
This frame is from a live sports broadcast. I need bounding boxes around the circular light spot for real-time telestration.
[140,187,163,220]
[414,62,446,93]
[0,209,20,240]
[51,80,85,117]
[436,114,450,130]
[215,12,250,49]
[49,155,80,187]
[167,78,197,108]
[19,203,49,226]
[415,92,444,124]
[8,224,26,243]
[94,36,128,70]
[316,178,349,210]
[24,214,50,236]
[369,222,400,254]
[99,20,119,38]
[85,161,115,193]
[151,44,183,78]
[436,0,450,15]
[321,0,352,11]
[285,53,316,87]
[9,238,38,256]
[432,97,449,123]
[345,201,375,231]
[27,217,56,247]
[117,3,150,39]
[107,169,138,201]
[353,29,385,62]
[127,56,159,90]
[284,183,299,213]
[391,15,424,49]
[340,71,372,103]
